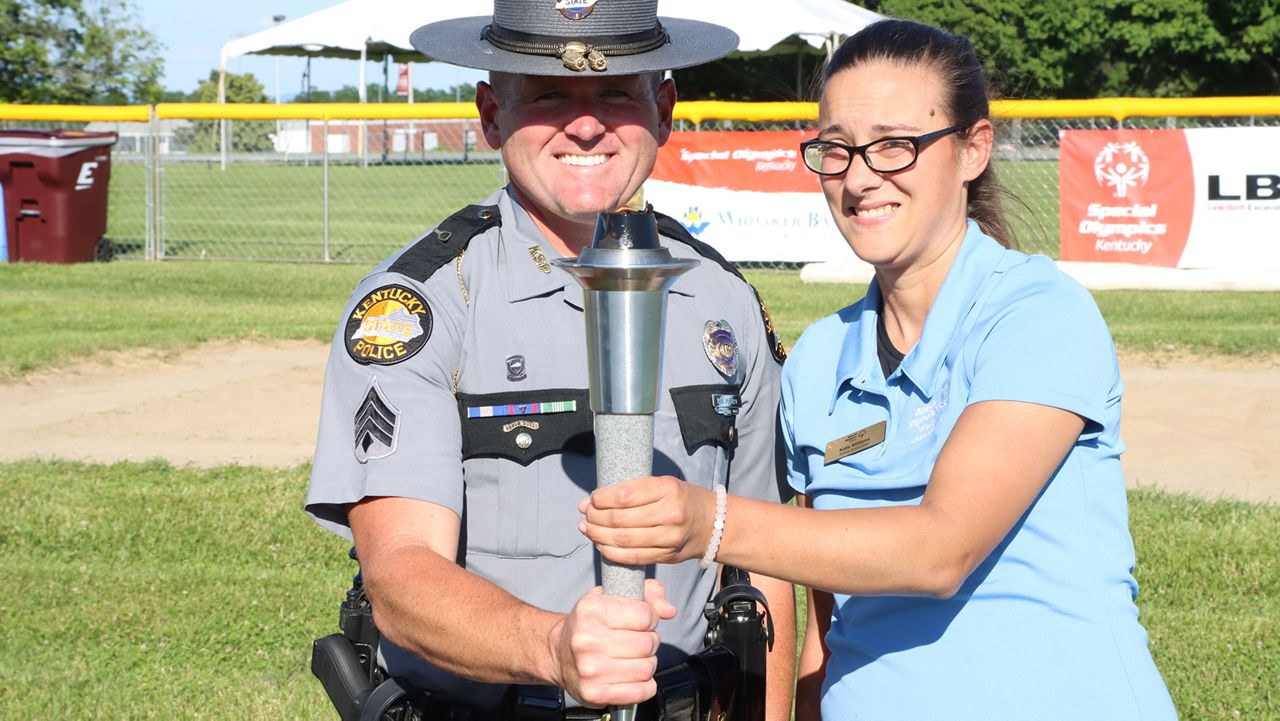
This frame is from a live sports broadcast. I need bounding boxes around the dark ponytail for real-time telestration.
[824,20,1013,248]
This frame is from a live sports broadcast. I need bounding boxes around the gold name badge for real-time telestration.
[824,421,887,465]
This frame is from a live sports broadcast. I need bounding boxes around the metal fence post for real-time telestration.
[145,106,157,261]
[220,118,229,171]
[157,145,167,260]
[323,118,331,263]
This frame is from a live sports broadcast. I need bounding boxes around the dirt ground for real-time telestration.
[1,340,1275,504]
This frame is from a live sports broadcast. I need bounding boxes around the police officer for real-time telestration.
[305,1,795,718]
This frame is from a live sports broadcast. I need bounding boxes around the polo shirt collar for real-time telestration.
[899,220,1006,397]
[830,220,1006,408]
[831,279,884,412]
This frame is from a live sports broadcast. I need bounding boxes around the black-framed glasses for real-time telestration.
[800,124,969,175]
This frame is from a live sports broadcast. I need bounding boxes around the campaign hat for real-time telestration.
[410,0,739,76]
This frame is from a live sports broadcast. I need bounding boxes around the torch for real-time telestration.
[553,203,697,721]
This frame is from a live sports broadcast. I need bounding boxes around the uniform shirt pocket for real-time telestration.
[457,388,594,558]
[669,383,742,455]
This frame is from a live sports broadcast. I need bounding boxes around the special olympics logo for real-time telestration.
[1094,142,1150,199]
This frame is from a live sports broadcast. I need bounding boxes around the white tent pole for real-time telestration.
[218,47,228,104]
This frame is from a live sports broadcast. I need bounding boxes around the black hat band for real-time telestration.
[482,22,671,72]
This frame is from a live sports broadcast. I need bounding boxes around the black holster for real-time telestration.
[311,548,416,721]
[640,564,774,721]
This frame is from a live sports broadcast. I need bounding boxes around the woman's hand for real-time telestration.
[578,476,716,566]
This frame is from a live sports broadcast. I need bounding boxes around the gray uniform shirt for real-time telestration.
[306,186,789,706]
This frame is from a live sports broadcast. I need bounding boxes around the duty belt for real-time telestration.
[311,550,769,721]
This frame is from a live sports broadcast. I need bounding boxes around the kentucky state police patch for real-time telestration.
[345,284,432,365]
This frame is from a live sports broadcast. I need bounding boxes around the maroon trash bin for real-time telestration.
[0,129,118,263]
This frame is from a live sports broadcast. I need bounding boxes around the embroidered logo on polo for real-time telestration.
[908,379,950,445]
[555,0,597,20]
[702,320,739,378]
[354,379,399,463]
[466,400,577,418]
[345,284,432,365]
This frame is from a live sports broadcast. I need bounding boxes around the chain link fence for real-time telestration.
[3,102,1277,267]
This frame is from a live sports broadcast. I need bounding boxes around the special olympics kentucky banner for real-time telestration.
[1060,127,1280,268]
[645,130,851,263]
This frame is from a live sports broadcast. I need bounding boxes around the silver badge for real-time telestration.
[506,354,528,382]
[702,320,738,378]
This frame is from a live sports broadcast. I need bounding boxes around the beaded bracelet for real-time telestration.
[699,483,728,569]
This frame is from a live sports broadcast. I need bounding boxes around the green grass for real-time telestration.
[1130,491,1280,719]
[0,460,349,719]
[0,461,1273,719]
[0,261,365,378]
[0,263,1274,379]
[109,162,506,261]
[742,269,1280,359]
[103,159,1060,262]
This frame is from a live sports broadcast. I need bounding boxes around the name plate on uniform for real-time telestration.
[824,421,887,465]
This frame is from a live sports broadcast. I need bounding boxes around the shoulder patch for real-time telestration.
[387,204,501,282]
[757,295,787,363]
[656,212,787,364]
[345,284,433,365]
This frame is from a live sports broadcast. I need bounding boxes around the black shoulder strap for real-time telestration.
[655,212,738,281]
[386,204,501,282]
[655,212,788,363]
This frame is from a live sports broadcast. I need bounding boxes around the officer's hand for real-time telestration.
[578,475,715,566]
[552,580,678,706]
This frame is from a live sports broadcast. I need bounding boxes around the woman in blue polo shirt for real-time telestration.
[580,18,1177,721]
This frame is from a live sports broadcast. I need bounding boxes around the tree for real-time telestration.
[64,0,163,103]
[866,0,1115,99]
[674,36,828,101]
[860,0,1280,98]
[176,70,274,154]
[0,0,82,103]
[0,0,164,104]
[294,83,477,104]
[1105,0,1279,96]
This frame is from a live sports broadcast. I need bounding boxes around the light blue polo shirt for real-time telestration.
[781,221,1177,720]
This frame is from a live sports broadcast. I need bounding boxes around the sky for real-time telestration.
[135,0,487,98]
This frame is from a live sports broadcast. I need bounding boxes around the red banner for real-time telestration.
[1059,129,1194,266]
[652,130,817,193]
[644,130,846,263]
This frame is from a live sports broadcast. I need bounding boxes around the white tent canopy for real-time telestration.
[218,0,883,101]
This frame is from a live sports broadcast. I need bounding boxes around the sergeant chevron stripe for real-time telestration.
[355,380,400,462]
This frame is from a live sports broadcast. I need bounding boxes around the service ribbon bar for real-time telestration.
[466,400,578,418]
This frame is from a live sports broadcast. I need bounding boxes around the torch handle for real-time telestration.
[593,413,653,721]
[594,413,653,600]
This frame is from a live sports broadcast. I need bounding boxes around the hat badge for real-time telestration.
[555,0,598,20]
